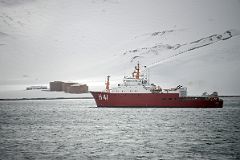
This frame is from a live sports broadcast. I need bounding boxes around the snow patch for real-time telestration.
[0,31,9,38]
[122,29,240,65]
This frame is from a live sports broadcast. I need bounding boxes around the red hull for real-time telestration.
[91,92,223,108]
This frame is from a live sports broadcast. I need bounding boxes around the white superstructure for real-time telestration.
[106,62,187,96]
[111,76,153,93]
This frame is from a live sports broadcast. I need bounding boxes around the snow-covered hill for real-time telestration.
[118,29,240,65]
[0,0,240,96]
[104,28,240,95]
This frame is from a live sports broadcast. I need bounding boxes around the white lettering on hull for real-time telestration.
[98,94,108,101]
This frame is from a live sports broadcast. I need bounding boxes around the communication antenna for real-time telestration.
[143,65,150,85]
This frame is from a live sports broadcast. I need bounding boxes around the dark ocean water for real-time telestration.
[0,97,240,160]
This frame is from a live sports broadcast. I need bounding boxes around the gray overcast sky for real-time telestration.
[0,0,240,94]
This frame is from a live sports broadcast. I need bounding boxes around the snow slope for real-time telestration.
[0,0,240,96]
[117,29,240,66]
[105,29,240,95]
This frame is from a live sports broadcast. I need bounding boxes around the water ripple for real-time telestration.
[0,98,240,159]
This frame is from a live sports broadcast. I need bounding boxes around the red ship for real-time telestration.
[91,63,223,108]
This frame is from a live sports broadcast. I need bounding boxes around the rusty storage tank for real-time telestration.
[68,84,88,94]
[49,81,64,91]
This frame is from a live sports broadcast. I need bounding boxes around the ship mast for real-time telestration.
[135,62,140,79]
[132,62,149,83]
[132,62,140,79]
[105,75,110,92]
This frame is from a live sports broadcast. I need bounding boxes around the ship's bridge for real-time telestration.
[110,76,152,93]
[122,77,143,86]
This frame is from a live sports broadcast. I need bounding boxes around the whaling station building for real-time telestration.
[49,81,88,94]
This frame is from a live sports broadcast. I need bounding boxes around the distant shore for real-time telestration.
[0,95,239,101]
[0,97,93,101]
[219,96,240,97]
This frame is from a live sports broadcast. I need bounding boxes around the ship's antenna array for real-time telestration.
[141,64,150,85]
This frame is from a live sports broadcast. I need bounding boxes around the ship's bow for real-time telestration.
[90,91,106,107]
